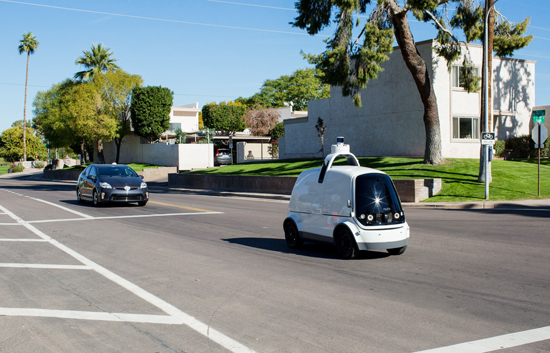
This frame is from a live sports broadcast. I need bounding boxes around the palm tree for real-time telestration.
[18,32,39,162]
[74,43,120,82]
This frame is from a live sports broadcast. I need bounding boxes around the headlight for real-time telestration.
[99,182,112,189]
[140,182,147,189]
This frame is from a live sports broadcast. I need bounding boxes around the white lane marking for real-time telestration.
[26,196,93,219]
[0,308,182,324]
[0,239,48,242]
[0,189,93,219]
[0,223,22,226]
[413,326,550,352]
[0,263,91,270]
[0,203,255,353]
[27,211,223,224]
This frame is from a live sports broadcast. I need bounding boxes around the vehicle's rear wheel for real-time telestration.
[76,188,84,204]
[138,200,147,206]
[335,228,358,259]
[387,246,407,255]
[92,190,100,207]
[284,221,303,249]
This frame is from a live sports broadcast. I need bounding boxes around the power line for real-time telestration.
[205,0,294,11]
[0,0,317,36]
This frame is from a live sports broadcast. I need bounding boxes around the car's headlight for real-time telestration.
[99,182,112,189]
[140,182,147,189]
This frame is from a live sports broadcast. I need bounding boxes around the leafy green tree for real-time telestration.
[18,32,39,161]
[292,0,531,165]
[236,68,329,110]
[33,80,80,150]
[93,71,143,163]
[33,80,117,159]
[74,43,120,82]
[130,86,174,142]
[201,101,247,136]
[0,126,47,163]
[269,122,285,142]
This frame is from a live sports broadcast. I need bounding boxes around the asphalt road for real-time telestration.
[0,177,549,353]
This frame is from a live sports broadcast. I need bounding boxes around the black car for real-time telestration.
[76,164,149,206]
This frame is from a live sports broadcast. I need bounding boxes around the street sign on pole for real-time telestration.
[533,109,546,124]
[532,124,548,149]
[481,132,495,145]
[532,124,547,197]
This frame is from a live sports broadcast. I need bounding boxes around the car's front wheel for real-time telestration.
[335,228,359,259]
[92,190,101,207]
[76,188,84,204]
[284,220,303,249]
[138,200,147,206]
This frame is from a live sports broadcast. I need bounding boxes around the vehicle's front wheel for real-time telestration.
[284,220,303,249]
[92,190,101,207]
[76,188,84,204]
[335,228,359,259]
[138,200,147,206]
[387,246,407,255]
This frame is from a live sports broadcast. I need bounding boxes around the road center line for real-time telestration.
[0,203,254,353]
[413,326,550,352]
[148,200,217,213]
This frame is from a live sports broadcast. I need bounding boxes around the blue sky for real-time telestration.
[1,0,549,134]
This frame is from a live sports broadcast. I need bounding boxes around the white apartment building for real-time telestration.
[279,39,536,159]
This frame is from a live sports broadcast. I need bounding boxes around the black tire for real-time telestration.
[138,200,148,206]
[284,221,303,249]
[76,188,84,204]
[335,228,359,259]
[387,246,407,256]
[92,190,101,207]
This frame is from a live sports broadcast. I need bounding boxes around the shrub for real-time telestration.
[34,161,44,169]
[11,164,24,173]
[505,135,549,159]
[493,140,505,157]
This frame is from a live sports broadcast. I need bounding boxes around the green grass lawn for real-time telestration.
[187,157,550,202]
[0,166,9,175]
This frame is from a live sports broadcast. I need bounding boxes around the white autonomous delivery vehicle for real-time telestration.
[283,137,409,259]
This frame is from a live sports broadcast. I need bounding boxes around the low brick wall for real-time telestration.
[43,169,82,180]
[43,166,178,182]
[169,174,298,195]
[393,179,442,203]
[168,173,442,202]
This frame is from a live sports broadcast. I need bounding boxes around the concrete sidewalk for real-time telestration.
[4,171,550,210]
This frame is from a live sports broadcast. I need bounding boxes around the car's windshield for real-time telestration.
[96,166,138,178]
[355,174,402,215]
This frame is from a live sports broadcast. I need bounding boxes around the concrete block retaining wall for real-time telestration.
[168,173,442,202]
[43,167,178,182]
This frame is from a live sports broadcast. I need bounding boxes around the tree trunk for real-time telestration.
[80,140,86,163]
[390,8,442,164]
[114,137,123,164]
[97,139,105,164]
[478,0,494,183]
[23,53,30,162]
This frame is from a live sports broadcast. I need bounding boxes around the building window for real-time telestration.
[169,123,181,132]
[452,65,479,89]
[453,117,479,139]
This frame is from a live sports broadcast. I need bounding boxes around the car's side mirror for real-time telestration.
[140,175,144,179]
